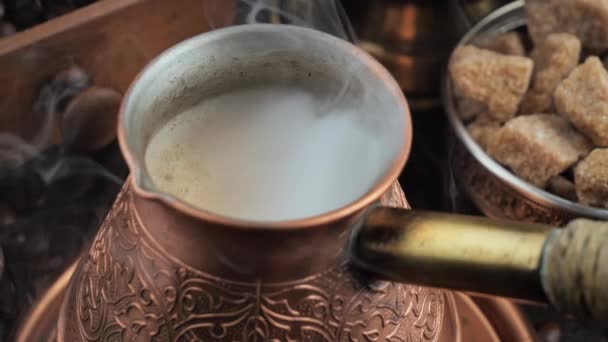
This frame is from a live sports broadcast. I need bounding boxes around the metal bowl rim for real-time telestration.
[443,0,608,220]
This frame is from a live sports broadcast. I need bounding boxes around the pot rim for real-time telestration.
[443,0,608,220]
[117,24,413,230]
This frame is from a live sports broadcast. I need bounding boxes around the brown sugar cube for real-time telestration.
[520,33,581,114]
[449,45,533,123]
[526,0,608,52]
[554,56,608,146]
[455,97,485,121]
[477,32,526,56]
[467,118,501,151]
[575,148,608,208]
[487,114,592,187]
[548,175,578,202]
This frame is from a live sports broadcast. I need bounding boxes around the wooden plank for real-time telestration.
[0,0,230,141]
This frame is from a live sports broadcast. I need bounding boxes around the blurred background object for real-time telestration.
[1,0,96,35]
[457,0,514,24]
[0,0,219,338]
[0,63,127,341]
[341,0,470,212]
[343,0,468,111]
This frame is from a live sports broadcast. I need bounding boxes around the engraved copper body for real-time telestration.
[17,185,535,341]
[58,183,455,341]
[33,23,538,341]
[54,24,454,341]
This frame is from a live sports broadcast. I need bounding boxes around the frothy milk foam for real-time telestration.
[145,85,390,221]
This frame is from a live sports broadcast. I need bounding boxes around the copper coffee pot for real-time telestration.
[42,25,608,341]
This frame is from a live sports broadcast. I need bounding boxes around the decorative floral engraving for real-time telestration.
[454,143,572,226]
[72,188,445,341]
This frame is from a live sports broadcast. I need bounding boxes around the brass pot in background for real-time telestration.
[342,0,512,111]
[342,1,468,110]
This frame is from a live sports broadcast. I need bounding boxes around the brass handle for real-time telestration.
[349,207,608,321]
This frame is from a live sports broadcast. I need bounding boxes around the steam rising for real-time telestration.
[206,0,357,42]
[1,67,122,221]
[35,155,122,186]
[202,0,364,128]
[0,134,38,168]
[0,131,122,190]
[32,65,90,148]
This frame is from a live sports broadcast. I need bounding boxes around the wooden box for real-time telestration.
[0,0,231,143]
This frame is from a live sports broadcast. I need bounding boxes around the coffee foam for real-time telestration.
[145,85,392,222]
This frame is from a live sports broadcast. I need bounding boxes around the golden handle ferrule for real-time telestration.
[350,207,551,302]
